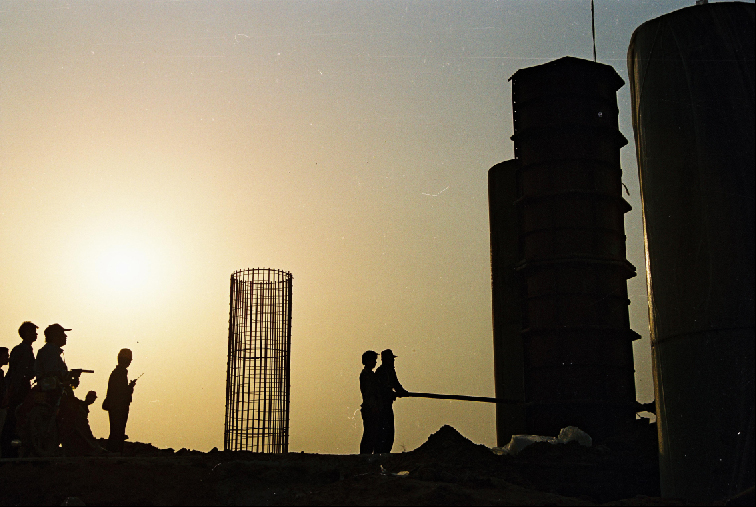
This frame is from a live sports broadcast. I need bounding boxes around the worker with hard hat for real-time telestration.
[103,348,138,453]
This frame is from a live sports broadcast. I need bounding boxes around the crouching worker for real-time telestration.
[103,348,137,453]
[24,324,103,456]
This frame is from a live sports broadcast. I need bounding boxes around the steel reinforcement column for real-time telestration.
[628,3,755,501]
[508,57,639,442]
[225,268,293,453]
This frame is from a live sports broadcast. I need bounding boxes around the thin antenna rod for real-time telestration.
[591,0,597,62]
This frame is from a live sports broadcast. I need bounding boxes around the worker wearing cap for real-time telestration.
[103,348,137,453]
[34,324,101,455]
[374,349,408,453]
[35,324,72,383]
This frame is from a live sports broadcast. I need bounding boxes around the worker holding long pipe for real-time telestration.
[374,349,408,453]
[363,349,546,454]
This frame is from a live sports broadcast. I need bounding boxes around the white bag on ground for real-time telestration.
[492,426,592,456]
[556,426,592,447]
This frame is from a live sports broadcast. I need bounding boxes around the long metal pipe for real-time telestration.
[405,392,519,404]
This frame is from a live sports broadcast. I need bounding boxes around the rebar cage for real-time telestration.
[225,268,293,453]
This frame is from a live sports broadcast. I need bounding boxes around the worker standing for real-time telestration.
[359,350,380,454]
[103,348,137,453]
[374,349,408,453]
[1,322,38,457]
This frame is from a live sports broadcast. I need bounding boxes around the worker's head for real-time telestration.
[381,349,397,365]
[118,348,133,367]
[361,350,378,369]
[44,324,70,347]
[18,321,39,343]
[0,347,9,366]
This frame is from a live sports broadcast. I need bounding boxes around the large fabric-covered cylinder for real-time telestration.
[628,3,755,501]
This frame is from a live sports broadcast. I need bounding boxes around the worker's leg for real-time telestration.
[386,405,395,452]
[376,405,395,453]
[359,409,377,454]
[107,407,129,452]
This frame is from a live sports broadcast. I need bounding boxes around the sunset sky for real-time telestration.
[1,0,744,454]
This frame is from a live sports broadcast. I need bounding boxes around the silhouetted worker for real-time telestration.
[0,347,8,458]
[35,324,101,455]
[103,348,137,453]
[374,349,408,453]
[1,322,38,457]
[359,350,380,454]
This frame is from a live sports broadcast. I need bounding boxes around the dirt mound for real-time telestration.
[409,425,499,464]
[415,425,478,453]
[382,426,504,489]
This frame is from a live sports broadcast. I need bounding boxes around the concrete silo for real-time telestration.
[490,57,639,445]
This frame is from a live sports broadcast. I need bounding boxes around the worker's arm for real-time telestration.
[390,370,409,397]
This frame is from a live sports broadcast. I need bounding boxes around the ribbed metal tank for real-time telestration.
[491,56,639,443]
[628,3,755,501]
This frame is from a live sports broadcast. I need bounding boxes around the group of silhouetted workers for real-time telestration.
[359,348,408,454]
[0,322,139,457]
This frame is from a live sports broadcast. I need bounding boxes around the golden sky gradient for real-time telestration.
[2,0,734,453]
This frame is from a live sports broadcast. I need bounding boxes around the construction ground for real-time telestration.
[0,423,726,506]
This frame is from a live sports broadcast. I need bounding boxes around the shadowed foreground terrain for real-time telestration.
[0,424,711,506]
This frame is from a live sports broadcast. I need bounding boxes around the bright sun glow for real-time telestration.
[68,217,178,310]
[97,249,150,290]
[83,237,157,298]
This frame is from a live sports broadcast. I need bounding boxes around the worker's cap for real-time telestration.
[44,323,71,338]
[118,348,133,360]
[381,349,397,359]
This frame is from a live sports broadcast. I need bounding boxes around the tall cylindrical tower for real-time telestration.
[504,57,639,442]
[628,3,755,500]
[225,268,293,453]
[489,159,526,446]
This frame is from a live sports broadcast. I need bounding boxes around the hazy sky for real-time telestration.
[2,0,747,453]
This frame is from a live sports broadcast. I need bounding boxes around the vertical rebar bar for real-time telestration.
[225,268,293,453]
